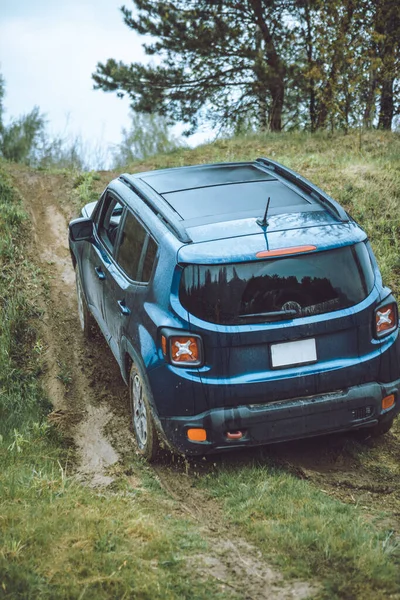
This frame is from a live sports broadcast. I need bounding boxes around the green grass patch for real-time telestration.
[0,165,49,436]
[199,461,400,599]
[0,452,232,599]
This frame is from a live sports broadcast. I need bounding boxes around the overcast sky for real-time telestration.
[0,0,208,167]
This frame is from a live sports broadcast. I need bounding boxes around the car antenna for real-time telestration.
[257,196,270,229]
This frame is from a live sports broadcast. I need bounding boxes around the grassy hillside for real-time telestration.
[1,131,400,599]
[125,130,400,294]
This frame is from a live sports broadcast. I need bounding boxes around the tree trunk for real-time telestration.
[268,78,284,131]
[258,95,268,130]
[363,70,377,129]
[375,0,399,131]
[303,0,316,131]
[315,0,355,130]
[378,76,394,130]
[250,0,285,132]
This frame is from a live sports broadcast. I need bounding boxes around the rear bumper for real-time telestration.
[159,379,400,455]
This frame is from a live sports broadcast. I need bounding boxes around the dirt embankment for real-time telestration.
[9,165,400,598]
[16,168,127,486]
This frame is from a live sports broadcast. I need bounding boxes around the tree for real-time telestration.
[93,1,297,133]
[0,106,46,164]
[0,74,91,168]
[112,112,182,166]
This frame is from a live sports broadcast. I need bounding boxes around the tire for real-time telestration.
[368,417,394,438]
[75,267,95,339]
[355,417,395,440]
[129,362,160,461]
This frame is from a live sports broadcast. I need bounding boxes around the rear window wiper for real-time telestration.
[237,309,298,320]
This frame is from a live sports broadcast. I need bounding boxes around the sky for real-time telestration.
[0,0,208,167]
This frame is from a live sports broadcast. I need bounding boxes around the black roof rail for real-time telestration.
[256,157,349,222]
[119,174,192,243]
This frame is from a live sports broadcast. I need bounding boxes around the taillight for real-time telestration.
[161,330,203,367]
[375,302,398,338]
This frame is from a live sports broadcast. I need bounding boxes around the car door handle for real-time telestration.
[95,266,106,280]
[117,300,131,316]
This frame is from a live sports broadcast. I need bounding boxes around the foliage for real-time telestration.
[93,0,291,133]
[0,106,46,165]
[0,167,49,436]
[0,73,5,134]
[93,0,400,134]
[112,112,182,167]
[0,75,108,170]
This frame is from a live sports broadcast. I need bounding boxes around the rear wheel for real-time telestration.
[368,417,394,437]
[75,268,95,338]
[129,363,159,461]
[356,417,395,440]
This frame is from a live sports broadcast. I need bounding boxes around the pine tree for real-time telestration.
[93,1,295,133]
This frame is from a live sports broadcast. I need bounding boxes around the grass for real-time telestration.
[0,457,233,599]
[0,166,49,436]
[198,460,400,599]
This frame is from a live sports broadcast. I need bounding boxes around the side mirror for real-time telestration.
[69,217,93,242]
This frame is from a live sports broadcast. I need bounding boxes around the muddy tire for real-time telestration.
[75,267,95,339]
[367,417,394,437]
[129,363,160,462]
[355,417,395,440]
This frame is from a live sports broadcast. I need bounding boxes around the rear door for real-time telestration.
[102,206,158,362]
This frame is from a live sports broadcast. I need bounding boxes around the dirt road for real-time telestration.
[10,165,400,597]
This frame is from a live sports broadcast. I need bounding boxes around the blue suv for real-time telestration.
[69,158,400,460]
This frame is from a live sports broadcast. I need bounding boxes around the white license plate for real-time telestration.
[271,338,317,368]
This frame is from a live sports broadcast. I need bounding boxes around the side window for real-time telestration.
[116,210,147,280]
[142,236,158,282]
[92,191,106,226]
[98,193,123,252]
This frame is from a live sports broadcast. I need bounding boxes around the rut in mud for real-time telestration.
[10,165,400,597]
[16,167,129,486]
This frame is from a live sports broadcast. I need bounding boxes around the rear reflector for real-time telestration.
[382,394,395,410]
[170,336,201,365]
[256,245,317,258]
[161,335,167,356]
[226,431,244,440]
[187,428,207,442]
[375,303,398,337]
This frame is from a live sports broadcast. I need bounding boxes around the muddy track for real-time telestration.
[14,167,130,486]
[10,165,400,597]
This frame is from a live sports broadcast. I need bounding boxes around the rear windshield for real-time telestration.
[179,243,375,324]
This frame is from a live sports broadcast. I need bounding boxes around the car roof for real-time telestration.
[119,159,350,245]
